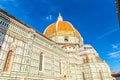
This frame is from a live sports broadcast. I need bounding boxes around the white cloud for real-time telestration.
[98,28,118,39]
[97,24,119,39]
[111,42,120,49]
[108,50,120,58]
[112,44,118,49]
[46,15,52,21]
[0,0,19,8]
[2,0,15,2]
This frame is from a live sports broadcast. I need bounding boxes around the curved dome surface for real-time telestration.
[44,14,83,41]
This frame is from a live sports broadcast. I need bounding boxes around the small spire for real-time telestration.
[56,13,63,31]
[57,13,63,21]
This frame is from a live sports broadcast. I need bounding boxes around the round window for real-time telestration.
[64,38,68,42]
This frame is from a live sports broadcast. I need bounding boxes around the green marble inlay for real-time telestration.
[0,77,21,80]
[34,37,66,56]
[8,24,28,37]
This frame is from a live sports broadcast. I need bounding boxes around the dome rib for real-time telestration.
[44,21,83,41]
[43,14,83,41]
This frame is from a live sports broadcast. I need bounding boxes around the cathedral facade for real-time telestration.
[0,8,113,80]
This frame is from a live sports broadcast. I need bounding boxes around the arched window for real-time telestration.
[91,58,93,62]
[0,32,5,47]
[39,53,43,71]
[3,50,14,72]
[83,59,86,63]
[64,36,69,42]
[99,70,103,80]
[59,59,62,75]
[82,72,86,80]
[86,54,90,63]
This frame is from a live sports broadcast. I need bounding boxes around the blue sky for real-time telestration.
[0,0,120,72]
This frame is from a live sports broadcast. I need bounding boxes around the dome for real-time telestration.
[44,14,83,41]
